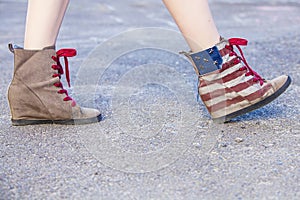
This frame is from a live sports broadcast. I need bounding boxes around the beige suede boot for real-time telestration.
[7,44,102,126]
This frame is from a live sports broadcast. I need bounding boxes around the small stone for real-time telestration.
[276,160,283,165]
[262,143,275,149]
[235,137,244,143]
[220,142,228,147]
[193,142,202,149]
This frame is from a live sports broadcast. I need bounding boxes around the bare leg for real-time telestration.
[24,0,69,50]
[162,0,220,52]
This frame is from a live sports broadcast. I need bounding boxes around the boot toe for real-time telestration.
[71,106,102,124]
[80,107,101,119]
[269,75,291,91]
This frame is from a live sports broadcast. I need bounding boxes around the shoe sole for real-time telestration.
[213,76,292,123]
[11,114,102,126]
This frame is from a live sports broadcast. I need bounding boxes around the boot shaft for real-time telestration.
[10,45,57,85]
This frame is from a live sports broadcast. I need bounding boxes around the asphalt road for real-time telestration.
[0,0,299,199]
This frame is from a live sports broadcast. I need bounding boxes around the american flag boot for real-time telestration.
[182,38,291,122]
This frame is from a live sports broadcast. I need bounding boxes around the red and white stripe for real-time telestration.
[199,40,274,118]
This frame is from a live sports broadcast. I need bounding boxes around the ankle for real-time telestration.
[24,41,55,50]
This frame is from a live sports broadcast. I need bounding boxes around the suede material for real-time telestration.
[8,47,100,121]
[72,107,100,120]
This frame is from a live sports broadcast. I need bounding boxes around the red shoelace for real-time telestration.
[51,48,77,107]
[225,38,265,86]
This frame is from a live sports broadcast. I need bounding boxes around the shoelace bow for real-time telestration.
[51,48,77,107]
[226,38,265,86]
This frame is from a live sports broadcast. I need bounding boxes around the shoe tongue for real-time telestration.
[215,38,229,51]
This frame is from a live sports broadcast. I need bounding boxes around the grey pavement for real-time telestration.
[0,0,300,199]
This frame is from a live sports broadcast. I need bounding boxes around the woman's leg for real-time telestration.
[162,0,220,52]
[24,0,69,50]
